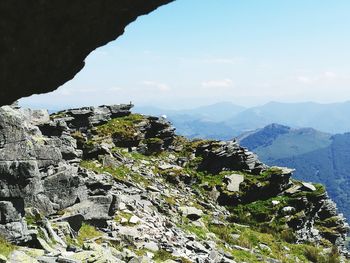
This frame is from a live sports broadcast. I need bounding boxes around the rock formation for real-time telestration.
[0,103,348,262]
[0,0,174,106]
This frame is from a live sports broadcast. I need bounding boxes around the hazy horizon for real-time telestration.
[18,99,350,112]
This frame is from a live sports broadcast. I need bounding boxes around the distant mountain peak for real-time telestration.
[263,123,291,131]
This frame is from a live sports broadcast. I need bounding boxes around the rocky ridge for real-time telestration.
[0,103,349,262]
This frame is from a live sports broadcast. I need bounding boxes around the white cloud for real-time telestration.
[201,78,233,88]
[296,71,339,84]
[141,81,171,91]
[324,71,337,79]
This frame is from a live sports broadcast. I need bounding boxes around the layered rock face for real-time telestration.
[0,0,173,106]
[0,104,349,262]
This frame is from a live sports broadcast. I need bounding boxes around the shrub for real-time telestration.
[304,246,319,262]
[280,229,296,243]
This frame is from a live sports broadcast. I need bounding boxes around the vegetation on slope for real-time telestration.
[52,110,350,262]
[240,124,350,221]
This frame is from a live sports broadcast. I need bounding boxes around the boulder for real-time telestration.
[224,174,244,192]
[0,201,22,224]
[196,140,266,174]
[179,206,203,221]
[42,166,88,213]
[19,109,50,126]
[301,182,316,192]
[64,195,116,221]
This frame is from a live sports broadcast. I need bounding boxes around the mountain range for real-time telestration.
[135,101,350,140]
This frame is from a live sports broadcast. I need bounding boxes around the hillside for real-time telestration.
[275,134,350,223]
[238,124,332,161]
[238,124,350,221]
[0,104,349,262]
[227,101,350,134]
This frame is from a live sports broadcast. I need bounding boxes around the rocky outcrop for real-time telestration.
[196,140,266,174]
[0,0,174,106]
[0,105,118,242]
[53,104,133,131]
[50,105,176,158]
[0,103,348,262]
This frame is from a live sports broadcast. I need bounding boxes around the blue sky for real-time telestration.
[20,0,350,109]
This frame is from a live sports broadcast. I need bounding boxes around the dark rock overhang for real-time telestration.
[0,0,174,106]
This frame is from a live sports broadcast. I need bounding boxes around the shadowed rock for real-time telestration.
[0,0,174,106]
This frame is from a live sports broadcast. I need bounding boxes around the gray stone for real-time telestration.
[8,250,39,263]
[195,140,266,174]
[20,109,50,126]
[285,184,302,195]
[37,256,58,263]
[129,215,141,224]
[178,206,203,221]
[0,201,22,224]
[301,182,316,192]
[224,174,244,192]
[143,241,159,252]
[0,219,30,243]
[64,195,115,221]
[259,243,272,252]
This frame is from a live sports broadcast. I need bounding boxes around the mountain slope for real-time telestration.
[238,124,350,220]
[239,124,332,161]
[275,133,350,221]
[0,104,348,262]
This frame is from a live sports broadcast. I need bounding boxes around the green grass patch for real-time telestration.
[231,249,260,262]
[227,196,290,230]
[0,236,15,257]
[25,213,42,225]
[80,160,129,181]
[80,160,151,186]
[208,224,235,244]
[164,196,176,206]
[76,223,102,246]
[153,250,176,262]
[94,114,144,141]
[180,220,208,240]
